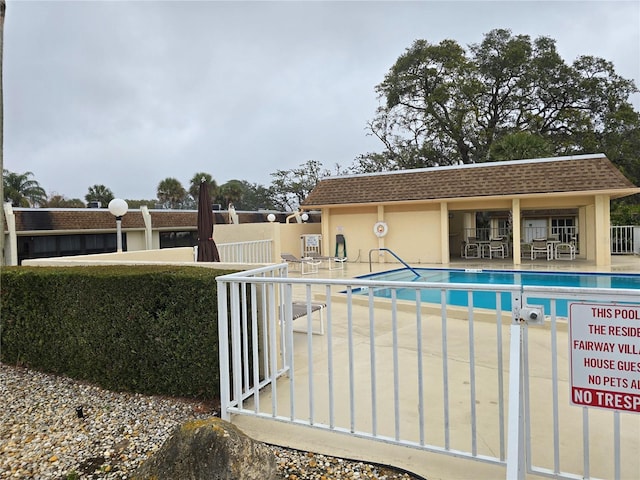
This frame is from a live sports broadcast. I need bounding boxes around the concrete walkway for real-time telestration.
[231,257,640,480]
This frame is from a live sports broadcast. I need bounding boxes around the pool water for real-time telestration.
[356,268,640,317]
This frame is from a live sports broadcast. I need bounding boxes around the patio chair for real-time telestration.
[307,251,347,270]
[531,239,552,261]
[487,239,505,259]
[280,253,322,275]
[555,240,576,260]
[463,237,481,258]
[498,236,510,257]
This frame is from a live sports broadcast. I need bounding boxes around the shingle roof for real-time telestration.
[14,210,146,231]
[301,154,639,207]
[149,211,198,228]
[7,209,277,232]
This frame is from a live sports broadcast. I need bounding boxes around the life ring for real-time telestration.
[373,221,388,237]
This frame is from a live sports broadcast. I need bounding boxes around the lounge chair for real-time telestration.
[280,253,322,275]
[307,251,347,270]
[291,301,325,335]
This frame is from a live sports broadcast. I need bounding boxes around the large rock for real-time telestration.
[132,417,279,480]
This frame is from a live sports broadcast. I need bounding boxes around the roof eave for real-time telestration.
[303,187,640,209]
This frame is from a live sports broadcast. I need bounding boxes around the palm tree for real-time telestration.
[85,184,114,207]
[3,170,47,207]
[188,172,218,205]
[157,177,187,209]
[42,194,85,208]
[219,180,245,209]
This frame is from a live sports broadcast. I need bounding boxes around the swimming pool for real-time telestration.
[356,268,640,317]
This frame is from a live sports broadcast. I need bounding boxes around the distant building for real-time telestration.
[2,206,289,265]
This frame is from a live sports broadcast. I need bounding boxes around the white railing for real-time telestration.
[466,227,578,244]
[217,267,640,479]
[512,286,640,480]
[217,239,273,263]
[217,265,517,468]
[610,226,638,254]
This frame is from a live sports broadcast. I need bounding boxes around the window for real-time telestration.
[159,231,197,249]
[18,234,122,264]
[59,236,82,255]
[551,218,576,243]
[496,218,510,238]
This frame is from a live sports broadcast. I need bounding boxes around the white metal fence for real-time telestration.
[217,266,640,480]
[465,225,640,255]
[610,225,640,254]
[514,286,640,480]
[217,239,273,263]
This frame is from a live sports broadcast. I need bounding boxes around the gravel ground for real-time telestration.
[0,363,421,479]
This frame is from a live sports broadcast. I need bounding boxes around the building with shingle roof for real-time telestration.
[2,205,291,265]
[301,154,640,267]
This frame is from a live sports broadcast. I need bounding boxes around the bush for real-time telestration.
[1,265,238,400]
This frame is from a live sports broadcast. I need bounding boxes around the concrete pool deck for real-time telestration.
[230,256,640,480]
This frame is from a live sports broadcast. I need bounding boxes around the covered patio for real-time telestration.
[301,154,640,268]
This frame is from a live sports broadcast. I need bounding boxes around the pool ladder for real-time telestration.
[368,248,422,278]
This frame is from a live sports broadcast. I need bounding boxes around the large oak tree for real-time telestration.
[360,29,639,187]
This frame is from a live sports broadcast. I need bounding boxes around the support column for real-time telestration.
[512,199,521,266]
[140,205,153,250]
[321,207,331,256]
[441,202,449,264]
[3,202,17,266]
[578,206,586,259]
[594,195,611,267]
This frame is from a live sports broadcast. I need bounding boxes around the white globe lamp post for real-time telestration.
[267,213,276,223]
[108,198,128,253]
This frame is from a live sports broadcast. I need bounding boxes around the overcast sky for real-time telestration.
[5,0,640,201]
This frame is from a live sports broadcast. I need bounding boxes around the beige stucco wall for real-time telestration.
[22,247,267,271]
[192,222,319,260]
[321,206,377,262]
[311,190,624,267]
[212,222,277,244]
[22,222,322,267]
[23,247,198,265]
[125,231,147,251]
[382,204,442,264]
[320,204,444,264]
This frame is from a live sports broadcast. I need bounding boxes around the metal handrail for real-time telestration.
[368,248,421,278]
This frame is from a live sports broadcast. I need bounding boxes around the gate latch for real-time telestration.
[520,305,545,325]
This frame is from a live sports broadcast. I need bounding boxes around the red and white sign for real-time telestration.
[569,303,640,413]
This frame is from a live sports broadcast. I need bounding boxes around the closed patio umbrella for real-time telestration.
[197,179,220,262]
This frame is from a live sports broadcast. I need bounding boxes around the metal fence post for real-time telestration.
[217,279,231,421]
[506,318,526,479]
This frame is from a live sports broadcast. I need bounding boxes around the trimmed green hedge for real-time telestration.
[1,265,238,400]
